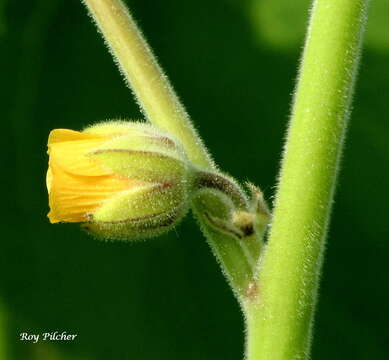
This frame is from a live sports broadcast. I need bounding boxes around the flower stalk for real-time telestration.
[81,0,214,171]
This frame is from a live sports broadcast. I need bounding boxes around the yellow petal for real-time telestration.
[47,128,138,223]
[48,129,102,143]
[47,163,133,223]
[46,168,53,193]
[48,129,111,177]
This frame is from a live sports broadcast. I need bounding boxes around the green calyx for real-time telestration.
[81,120,193,241]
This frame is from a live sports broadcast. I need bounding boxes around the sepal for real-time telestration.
[83,183,189,241]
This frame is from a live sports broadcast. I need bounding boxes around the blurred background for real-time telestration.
[1,0,388,359]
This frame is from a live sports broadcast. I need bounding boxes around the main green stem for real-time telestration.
[244,1,369,359]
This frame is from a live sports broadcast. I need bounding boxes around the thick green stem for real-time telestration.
[244,1,369,359]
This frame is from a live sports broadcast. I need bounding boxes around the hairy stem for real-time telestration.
[82,0,214,170]
[244,1,369,359]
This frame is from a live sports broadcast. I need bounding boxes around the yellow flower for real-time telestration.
[47,128,140,223]
[46,121,191,240]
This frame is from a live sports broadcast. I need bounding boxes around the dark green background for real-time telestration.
[1,0,388,359]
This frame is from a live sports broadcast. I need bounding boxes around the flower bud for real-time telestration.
[46,120,191,240]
